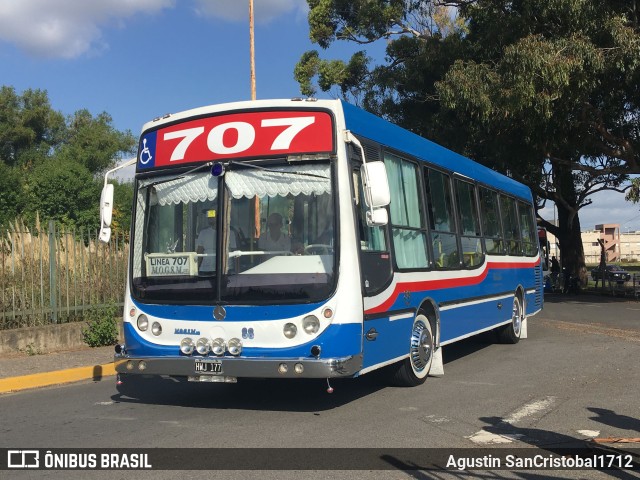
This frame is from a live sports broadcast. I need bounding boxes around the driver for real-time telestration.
[258,213,291,252]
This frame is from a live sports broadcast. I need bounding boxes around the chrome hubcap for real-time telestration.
[512,299,522,336]
[410,320,432,372]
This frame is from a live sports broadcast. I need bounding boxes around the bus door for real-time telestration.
[351,168,398,370]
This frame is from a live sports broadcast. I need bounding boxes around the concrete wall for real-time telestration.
[0,321,123,355]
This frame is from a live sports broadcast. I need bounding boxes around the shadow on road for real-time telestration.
[543,293,635,305]
[588,407,640,434]
[477,414,640,479]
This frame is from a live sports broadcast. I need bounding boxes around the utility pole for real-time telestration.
[249,0,256,100]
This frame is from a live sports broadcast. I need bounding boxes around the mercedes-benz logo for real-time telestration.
[214,305,226,320]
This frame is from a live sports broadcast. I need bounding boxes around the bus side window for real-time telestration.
[500,195,521,255]
[455,179,485,267]
[384,152,429,270]
[518,201,537,257]
[479,187,504,255]
[425,168,460,269]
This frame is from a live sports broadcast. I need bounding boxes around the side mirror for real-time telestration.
[99,184,114,243]
[366,207,388,227]
[361,161,390,208]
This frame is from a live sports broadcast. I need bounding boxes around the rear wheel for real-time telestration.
[497,295,523,344]
[391,314,434,387]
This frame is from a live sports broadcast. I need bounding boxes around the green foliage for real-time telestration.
[0,161,23,229]
[56,109,136,175]
[0,86,135,231]
[113,181,134,234]
[296,0,640,274]
[0,86,65,168]
[81,304,119,348]
[23,159,100,231]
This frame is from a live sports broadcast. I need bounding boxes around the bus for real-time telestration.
[100,98,543,388]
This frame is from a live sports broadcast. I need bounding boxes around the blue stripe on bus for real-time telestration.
[122,322,362,358]
[130,298,330,322]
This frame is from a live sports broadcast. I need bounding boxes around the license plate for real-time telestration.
[194,359,223,374]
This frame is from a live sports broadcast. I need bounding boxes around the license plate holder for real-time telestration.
[194,359,223,375]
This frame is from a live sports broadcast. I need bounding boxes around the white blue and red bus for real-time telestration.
[100,99,543,388]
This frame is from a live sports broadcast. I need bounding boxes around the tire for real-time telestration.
[391,314,434,387]
[497,295,523,344]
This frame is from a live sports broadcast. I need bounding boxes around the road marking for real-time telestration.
[577,430,600,438]
[467,397,556,445]
[502,396,556,425]
[422,415,450,424]
[399,407,419,412]
[94,401,114,406]
[466,430,524,444]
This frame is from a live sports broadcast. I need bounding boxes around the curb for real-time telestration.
[0,363,117,394]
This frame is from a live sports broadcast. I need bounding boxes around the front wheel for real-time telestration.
[391,314,434,387]
[497,295,523,344]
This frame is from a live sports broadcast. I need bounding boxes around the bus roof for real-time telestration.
[138,98,532,201]
[340,100,533,202]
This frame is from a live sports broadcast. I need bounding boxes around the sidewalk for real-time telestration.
[0,345,116,394]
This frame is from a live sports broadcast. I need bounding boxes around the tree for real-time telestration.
[0,86,136,230]
[296,0,640,279]
[0,86,65,168]
[56,109,136,175]
[0,161,23,228]
[23,159,100,231]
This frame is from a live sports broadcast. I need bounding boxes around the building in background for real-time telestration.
[545,224,640,264]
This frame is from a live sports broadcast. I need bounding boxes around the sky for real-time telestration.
[1,0,639,232]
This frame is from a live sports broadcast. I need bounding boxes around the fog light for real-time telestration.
[138,361,147,371]
[180,337,195,355]
[129,308,136,318]
[302,315,320,334]
[126,361,134,371]
[151,322,162,336]
[283,323,297,339]
[278,363,288,374]
[227,338,242,356]
[196,338,211,355]
[137,314,149,331]
[211,338,225,356]
[294,363,304,374]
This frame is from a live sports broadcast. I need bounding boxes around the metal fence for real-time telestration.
[0,220,128,330]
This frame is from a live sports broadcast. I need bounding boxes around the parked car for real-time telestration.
[590,264,631,283]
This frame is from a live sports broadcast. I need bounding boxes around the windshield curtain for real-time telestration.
[131,163,336,304]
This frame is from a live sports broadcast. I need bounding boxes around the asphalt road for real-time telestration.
[2,294,640,479]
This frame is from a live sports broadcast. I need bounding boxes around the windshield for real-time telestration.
[131,162,336,304]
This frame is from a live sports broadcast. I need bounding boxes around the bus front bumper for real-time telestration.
[114,353,362,379]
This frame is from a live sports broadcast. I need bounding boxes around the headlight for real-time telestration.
[137,314,149,331]
[227,338,242,356]
[180,337,195,355]
[283,323,297,339]
[151,322,162,336]
[196,338,211,355]
[302,315,320,335]
[211,338,226,356]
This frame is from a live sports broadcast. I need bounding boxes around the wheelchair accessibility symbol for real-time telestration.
[139,138,153,165]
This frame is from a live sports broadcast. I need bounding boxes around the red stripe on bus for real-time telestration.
[364,259,540,315]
